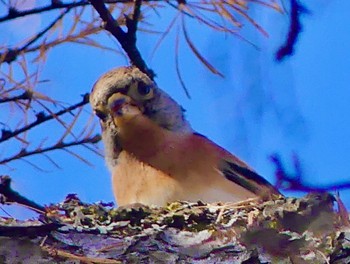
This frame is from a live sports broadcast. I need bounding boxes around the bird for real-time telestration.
[89,66,280,207]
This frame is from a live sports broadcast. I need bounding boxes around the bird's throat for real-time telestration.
[116,113,166,162]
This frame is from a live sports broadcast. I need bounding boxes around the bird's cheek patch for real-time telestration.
[109,98,126,116]
[107,93,130,116]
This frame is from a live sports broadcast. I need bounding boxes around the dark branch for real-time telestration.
[270,154,350,192]
[0,175,45,213]
[0,94,89,143]
[127,0,142,38]
[275,0,309,61]
[0,134,101,165]
[90,0,155,79]
[0,91,32,104]
[0,0,125,23]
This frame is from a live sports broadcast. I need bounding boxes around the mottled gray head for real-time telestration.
[90,66,192,133]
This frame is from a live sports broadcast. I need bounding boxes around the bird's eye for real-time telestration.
[128,81,154,101]
[137,82,152,96]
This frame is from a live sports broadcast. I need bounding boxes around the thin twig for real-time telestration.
[0,134,101,165]
[0,94,89,143]
[175,26,191,98]
[26,26,103,58]
[42,245,121,264]
[20,8,72,52]
[182,17,224,77]
[0,8,91,64]
[0,0,136,23]
[1,11,71,64]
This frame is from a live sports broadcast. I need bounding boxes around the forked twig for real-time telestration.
[0,94,90,143]
[90,0,154,79]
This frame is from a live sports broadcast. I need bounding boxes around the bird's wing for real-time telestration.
[219,157,280,198]
[192,133,280,198]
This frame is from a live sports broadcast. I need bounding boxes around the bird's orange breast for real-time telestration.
[112,115,258,206]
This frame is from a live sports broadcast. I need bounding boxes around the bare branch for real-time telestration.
[275,0,309,61]
[23,9,71,51]
[128,0,143,37]
[270,154,350,192]
[0,134,101,165]
[0,0,126,23]
[0,91,32,104]
[1,7,79,64]
[0,175,45,213]
[90,0,155,79]
[0,94,90,144]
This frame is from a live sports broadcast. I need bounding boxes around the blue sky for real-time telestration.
[1,0,350,218]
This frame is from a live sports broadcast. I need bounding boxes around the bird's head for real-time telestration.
[89,66,192,134]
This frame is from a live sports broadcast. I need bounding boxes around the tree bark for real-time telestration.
[0,193,349,263]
